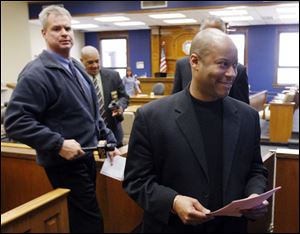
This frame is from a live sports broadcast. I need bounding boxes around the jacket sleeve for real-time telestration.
[115,72,129,110]
[230,65,250,104]
[244,111,268,195]
[172,60,182,94]
[4,74,64,153]
[123,108,178,225]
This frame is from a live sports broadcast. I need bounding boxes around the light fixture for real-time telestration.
[209,10,249,16]
[221,16,254,22]
[94,16,130,22]
[71,20,80,24]
[149,13,186,19]
[278,14,299,19]
[71,24,99,29]
[114,21,145,26]
[163,19,197,24]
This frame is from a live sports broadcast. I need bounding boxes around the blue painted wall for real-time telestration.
[128,30,151,77]
[248,24,298,101]
[84,32,98,48]
[28,1,286,19]
[84,30,151,77]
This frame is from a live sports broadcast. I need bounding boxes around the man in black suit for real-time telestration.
[123,29,268,233]
[172,16,250,104]
[81,46,129,147]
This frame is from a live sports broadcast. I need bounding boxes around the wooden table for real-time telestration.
[129,94,165,106]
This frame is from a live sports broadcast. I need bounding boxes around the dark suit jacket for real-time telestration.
[123,88,267,233]
[172,57,250,104]
[100,68,129,146]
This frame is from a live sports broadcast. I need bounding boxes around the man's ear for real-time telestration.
[41,29,47,39]
[190,53,199,68]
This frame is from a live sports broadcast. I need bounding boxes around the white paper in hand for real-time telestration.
[100,155,126,181]
[210,186,281,217]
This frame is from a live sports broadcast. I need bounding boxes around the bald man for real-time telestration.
[123,29,268,233]
[172,16,250,105]
[81,46,129,147]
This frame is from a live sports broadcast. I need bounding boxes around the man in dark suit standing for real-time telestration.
[123,28,268,233]
[172,16,250,104]
[81,46,129,147]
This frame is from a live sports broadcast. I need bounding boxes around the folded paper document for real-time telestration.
[100,155,126,181]
[209,186,281,217]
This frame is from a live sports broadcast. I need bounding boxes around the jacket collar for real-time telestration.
[174,87,240,186]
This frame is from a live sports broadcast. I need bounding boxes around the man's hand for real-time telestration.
[172,195,213,225]
[112,106,123,117]
[240,194,269,220]
[107,147,121,165]
[59,139,84,160]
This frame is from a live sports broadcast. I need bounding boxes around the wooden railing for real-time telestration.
[249,90,268,112]
[273,149,299,233]
[1,188,70,233]
[1,142,142,233]
[138,78,174,95]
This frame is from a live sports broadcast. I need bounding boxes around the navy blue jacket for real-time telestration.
[4,50,116,167]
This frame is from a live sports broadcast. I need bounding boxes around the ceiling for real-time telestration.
[29,2,299,32]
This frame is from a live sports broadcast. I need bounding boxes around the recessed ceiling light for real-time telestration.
[114,21,145,26]
[276,7,299,14]
[71,20,80,24]
[163,19,197,24]
[209,10,249,16]
[221,16,254,21]
[71,24,99,29]
[278,14,299,19]
[149,13,186,19]
[94,16,130,22]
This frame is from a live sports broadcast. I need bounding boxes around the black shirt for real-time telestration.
[190,94,224,211]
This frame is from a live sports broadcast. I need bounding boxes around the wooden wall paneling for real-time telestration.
[1,150,52,213]
[151,27,160,76]
[1,188,70,233]
[160,26,198,75]
[151,26,198,76]
[269,102,295,143]
[273,150,299,233]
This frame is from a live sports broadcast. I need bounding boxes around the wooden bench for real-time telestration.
[1,188,70,233]
[249,90,268,112]
[1,142,143,233]
[273,149,299,233]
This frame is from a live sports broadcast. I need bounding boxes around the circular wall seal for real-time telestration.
[182,40,192,55]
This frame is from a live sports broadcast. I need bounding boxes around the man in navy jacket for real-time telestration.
[4,5,119,233]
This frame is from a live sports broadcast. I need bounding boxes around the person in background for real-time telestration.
[122,67,142,97]
[172,16,250,104]
[4,5,120,233]
[123,28,268,233]
[80,46,129,148]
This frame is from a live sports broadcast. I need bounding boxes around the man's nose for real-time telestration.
[225,65,237,78]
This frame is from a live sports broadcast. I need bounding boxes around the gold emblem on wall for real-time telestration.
[182,40,192,55]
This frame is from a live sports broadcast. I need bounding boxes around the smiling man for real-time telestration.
[123,28,268,233]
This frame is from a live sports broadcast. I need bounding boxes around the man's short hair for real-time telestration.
[39,5,72,29]
[199,15,227,32]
